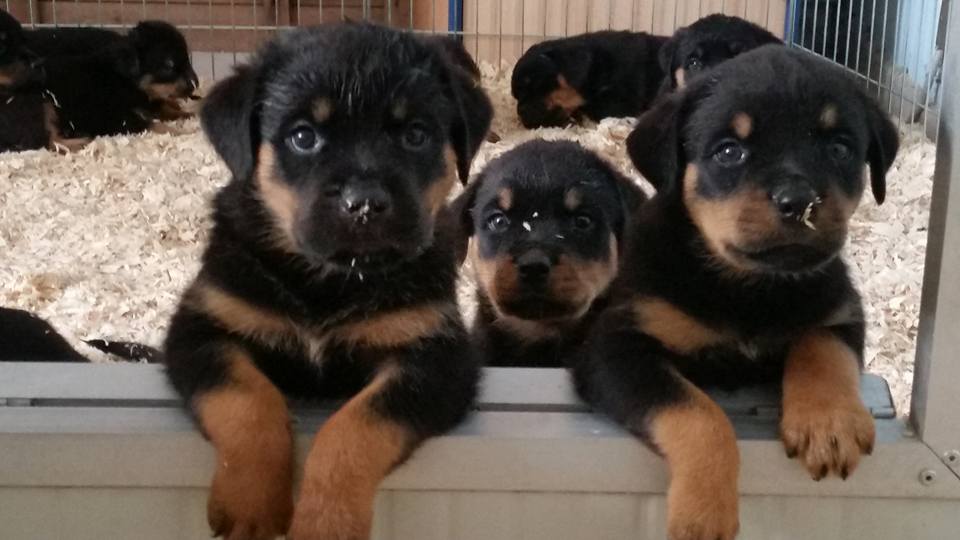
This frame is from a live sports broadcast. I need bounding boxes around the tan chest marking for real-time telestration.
[632,297,730,355]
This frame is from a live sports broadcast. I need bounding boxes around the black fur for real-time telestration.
[511,30,668,128]
[657,14,782,93]
[450,139,645,367]
[577,44,898,434]
[165,22,491,442]
[0,10,48,152]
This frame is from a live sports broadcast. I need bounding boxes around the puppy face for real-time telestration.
[0,11,36,90]
[629,46,898,276]
[130,21,199,100]
[511,44,591,128]
[455,140,643,321]
[659,14,781,90]
[202,24,492,273]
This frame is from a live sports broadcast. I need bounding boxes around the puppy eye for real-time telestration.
[486,212,510,233]
[828,141,852,161]
[572,214,594,231]
[164,58,175,69]
[287,125,324,154]
[713,141,748,166]
[402,123,430,151]
[686,58,704,72]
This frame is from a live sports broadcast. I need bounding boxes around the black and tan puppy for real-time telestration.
[574,46,898,540]
[511,30,667,128]
[658,14,781,92]
[451,140,644,367]
[0,10,90,152]
[26,20,199,118]
[163,23,491,540]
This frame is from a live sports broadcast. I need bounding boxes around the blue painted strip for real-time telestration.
[449,0,464,36]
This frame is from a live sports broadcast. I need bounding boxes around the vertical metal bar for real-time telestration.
[811,0,819,52]
[785,0,795,44]
[630,0,636,31]
[855,0,867,76]
[409,0,413,31]
[387,0,392,26]
[608,0,614,30]
[51,0,57,28]
[564,0,569,37]
[832,0,842,62]
[821,0,830,56]
[800,0,809,49]
[341,0,345,22]
[923,0,945,138]
[911,0,960,461]
[672,0,679,31]
[208,0,214,80]
[542,0,548,41]
[764,0,770,34]
[431,0,436,33]
[844,0,855,66]
[498,0,503,65]
[867,0,878,93]
[887,0,903,125]
[521,0,526,52]
[699,0,704,19]
[319,0,323,24]
[878,0,890,101]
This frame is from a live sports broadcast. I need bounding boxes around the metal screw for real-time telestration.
[946,450,960,468]
[919,469,937,486]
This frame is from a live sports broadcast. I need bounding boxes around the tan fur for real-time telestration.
[674,67,686,88]
[491,315,562,343]
[189,282,330,361]
[153,99,194,121]
[550,234,618,318]
[731,112,753,139]
[197,349,294,539]
[334,303,452,348]
[633,296,729,354]
[289,367,412,540]
[256,145,301,252]
[545,74,586,113]
[468,238,516,318]
[313,97,333,123]
[682,164,780,273]
[819,104,838,129]
[497,187,513,211]
[141,80,182,100]
[781,331,875,480]
[651,380,740,540]
[564,188,582,211]
[390,99,407,120]
[423,145,458,217]
[0,72,12,86]
[43,103,91,153]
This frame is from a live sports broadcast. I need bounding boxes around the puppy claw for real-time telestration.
[781,398,875,481]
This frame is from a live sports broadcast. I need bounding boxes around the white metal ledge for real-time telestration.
[1,363,958,540]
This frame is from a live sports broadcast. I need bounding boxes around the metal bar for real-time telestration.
[821,0,830,56]
[832,0,842,62]
[844,0,855,66]
[812,0,820,51]
[878,0,890,100]
[912,0,960,474]
[923,0,946,137]
[800,0,809,48]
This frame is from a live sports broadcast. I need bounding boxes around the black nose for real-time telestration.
[341,184,391,222]
[516,251,551,285]
[770,184,820,221]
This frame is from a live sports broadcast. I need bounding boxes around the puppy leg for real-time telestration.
[574,322,739,540]
[165,311,294,540]
[289,334,479,540]
[781,329,875,480]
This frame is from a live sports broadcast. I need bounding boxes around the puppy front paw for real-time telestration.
[206,459,293,540]
[287,489,372,540]
[781,398,875,480]
[667,478,740,540]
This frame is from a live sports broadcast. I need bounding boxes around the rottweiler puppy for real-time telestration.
[451,139,644,367]
[163,23,491,540]
[574,46,898,540]
[511,30,668,128]
[658,14,781,92]
[26,20,199,119]
[0,10,89,152]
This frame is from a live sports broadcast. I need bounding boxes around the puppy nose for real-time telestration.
[516,251,551,284]
[770,184,820,221]
[341,185,391,222]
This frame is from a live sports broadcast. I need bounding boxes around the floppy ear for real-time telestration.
[862,97,899,205]
[104,43,140,80]
[439,52,493,183]
[626,92,688,195]
[200,66,260,180]
[611,173,648,240]
[441,178,482,264]
[657,29,683,74]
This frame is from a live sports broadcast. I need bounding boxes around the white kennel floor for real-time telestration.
[0,65,934,416]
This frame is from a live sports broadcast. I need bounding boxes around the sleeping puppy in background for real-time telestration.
[26,20,200,120]
[0,9,89,152]
[575,46,897,540]
[511,30,668,128]
[163,23,491,540]
[450,139,645,367]
[658,14,781,92]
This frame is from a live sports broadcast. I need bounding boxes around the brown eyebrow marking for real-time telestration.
[819,104,838,129]
[731,112,752,140]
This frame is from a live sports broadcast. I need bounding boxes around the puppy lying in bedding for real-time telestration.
[511,30,668,128]
[658,14,782,92]
[574,45,898,540]
[163,24,491,539]
[451,139,644,367]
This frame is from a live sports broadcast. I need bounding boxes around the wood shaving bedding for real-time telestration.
[0,64,932,416]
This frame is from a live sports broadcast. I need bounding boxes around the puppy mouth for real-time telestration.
[498,294,583,321]
[730,243,837,273]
